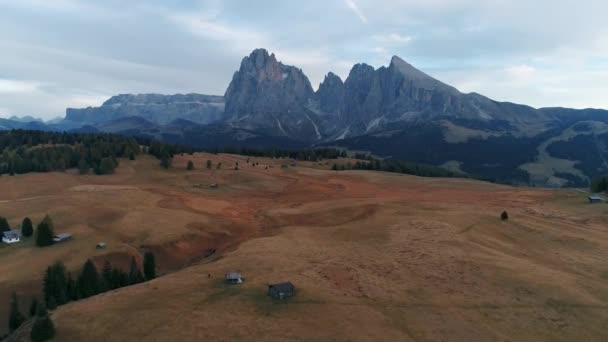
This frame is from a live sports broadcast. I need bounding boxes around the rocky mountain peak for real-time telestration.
[388,55,458,93]
[223,49,319,140]
[316,72,345,115]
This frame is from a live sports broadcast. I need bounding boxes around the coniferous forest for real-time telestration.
[0,130,140,175]
[0,130,194,175]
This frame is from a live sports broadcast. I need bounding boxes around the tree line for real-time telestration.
[331,158,462,178]
[7,252,156,339]
[590,176,608,193]
[206,147,347,161]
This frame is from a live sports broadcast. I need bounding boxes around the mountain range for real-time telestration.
[3,48,608,187]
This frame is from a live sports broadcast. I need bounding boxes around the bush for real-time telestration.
[501,211,509,221]
[187,160,194,170]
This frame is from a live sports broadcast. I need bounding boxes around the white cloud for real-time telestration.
[344,0,368,24]
[372,33,413,45]
[1,0,608,118]
[505,64,536,81]
[168,13,268,54]
[0,79,41,93]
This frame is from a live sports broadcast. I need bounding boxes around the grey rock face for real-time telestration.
[224,49,322,141]
[316,72,344,115]
[66,93,224,125]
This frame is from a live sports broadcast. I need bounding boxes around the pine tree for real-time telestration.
[216,162,222,170]
[143,252,156,280]
[160,155,171,169]
[21,217,33,237]
[43,262,68,308]
[128,257,144,285]
[501,211,509,221]
[77,259,100,299]
[187,160,194,170]
[8,292,25,332]
[111,268,129,289]
[206,160,212,169]
[78,158,89,174]
[30,302,55,342]
[66,272,77,301]
[29,297,38,317]
[97,157,117,175]
[101,260,113,290]
[35,215,55,247]
[0,216,10,232]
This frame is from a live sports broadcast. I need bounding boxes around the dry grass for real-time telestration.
[1,153,608,341]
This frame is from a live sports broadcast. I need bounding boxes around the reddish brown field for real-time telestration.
[1,153,608,341]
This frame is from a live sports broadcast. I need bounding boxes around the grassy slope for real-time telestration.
[1,154,608,341]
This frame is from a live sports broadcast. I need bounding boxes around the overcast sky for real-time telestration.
[0,0,607,119]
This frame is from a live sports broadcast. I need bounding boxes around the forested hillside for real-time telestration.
[0,130,143,175]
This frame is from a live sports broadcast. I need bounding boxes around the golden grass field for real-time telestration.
[1,153,608,341]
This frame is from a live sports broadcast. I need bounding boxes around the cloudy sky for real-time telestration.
[0,0,607,119]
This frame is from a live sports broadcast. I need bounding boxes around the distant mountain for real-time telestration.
[0,118,49,131]
[14,48,608,187]
[66,93,224,126]
[8,115,44,123]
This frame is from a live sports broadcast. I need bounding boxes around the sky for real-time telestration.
[0,0,607,120]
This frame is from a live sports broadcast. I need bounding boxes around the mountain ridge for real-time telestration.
[6,48,608,187]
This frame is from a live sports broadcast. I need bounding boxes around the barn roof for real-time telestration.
[225,272,242,279]
[2,230,21,239]
[55,233,72,238]
[269,282,295,291]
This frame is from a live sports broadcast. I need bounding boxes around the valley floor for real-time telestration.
[1,154,608,341]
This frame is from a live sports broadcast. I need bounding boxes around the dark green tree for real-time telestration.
[96,157,117,175]
[101,260,113,291]
[77,259,100,299]
[143,252,156,280]
[21,217,33,237]
[66,272,77,301]
[187,160,194,170]
[9,292,25,332]
[160,154,171,169]
[29,297,38,317]
[206,160,212,169]
[501,211,509,221]
[128,257,144,285]
[216,162,222,170]
[78,158,89,175]
[0,216,10,232]
[43,261,68,308]
[111,268,129,289]
[30,302,55,342]
[35,215,55,247]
